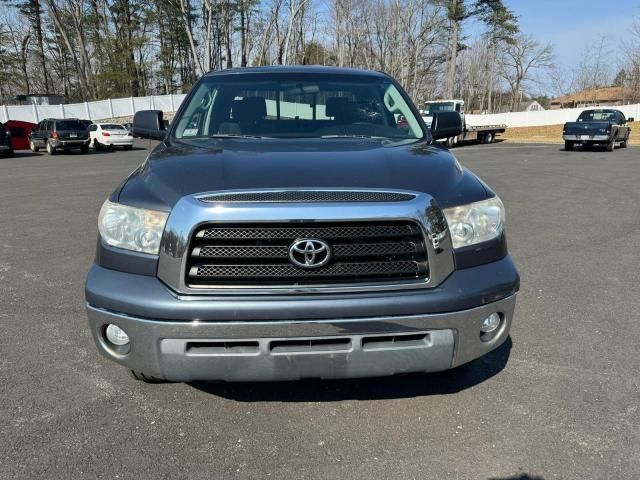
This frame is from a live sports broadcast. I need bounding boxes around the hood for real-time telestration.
[117,138,489,211]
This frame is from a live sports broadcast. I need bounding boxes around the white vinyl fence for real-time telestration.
[466,103,640,128]
[0,94,188,123]
[2,93,640,128]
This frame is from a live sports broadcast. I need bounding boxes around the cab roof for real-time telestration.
[204,65,390,78]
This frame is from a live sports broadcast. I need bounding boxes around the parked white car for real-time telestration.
[89,123,134,150]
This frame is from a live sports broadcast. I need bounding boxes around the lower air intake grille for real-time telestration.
[186,221,428,288]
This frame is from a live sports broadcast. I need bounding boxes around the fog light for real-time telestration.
[105,324,130,346]
[480,313,501,333]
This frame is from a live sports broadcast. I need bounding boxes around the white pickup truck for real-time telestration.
[421,99,506,148]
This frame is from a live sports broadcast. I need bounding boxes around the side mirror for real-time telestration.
[627,117,634,123]
[430,111,463,141]
[133,110,166,140]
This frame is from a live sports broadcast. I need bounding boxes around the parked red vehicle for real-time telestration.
[5,120,37,150]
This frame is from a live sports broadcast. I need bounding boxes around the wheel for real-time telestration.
[46,141,56,155]
[445,137,455,148]
[565,141,574,151]
[93,139,101,150]
[30,139,39,152]
[485,132,494,143]
[3,149,14,157]
[453,135,459,146]
[606,139,615,152]
[123,145,132,151]
[129,369,166,383]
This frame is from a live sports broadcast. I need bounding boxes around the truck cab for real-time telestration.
[421,99,505,147]
[421,99,465,120]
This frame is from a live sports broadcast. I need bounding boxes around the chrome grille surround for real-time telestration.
[157,188,455,295]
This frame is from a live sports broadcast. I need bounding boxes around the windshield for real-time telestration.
[423,103,455,115]
[577,110,619,122]
[173,74,425,141]
[57,120,86,130]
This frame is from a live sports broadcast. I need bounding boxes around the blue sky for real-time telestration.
[465,1,639,95]
[504,0,638,64]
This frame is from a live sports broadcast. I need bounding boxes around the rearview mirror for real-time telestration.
[628,117,634,123]
[430,111,463,141]
[133,110,166,140]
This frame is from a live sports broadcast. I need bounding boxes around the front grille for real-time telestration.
[186,221,428,288]
[198,190,416,203]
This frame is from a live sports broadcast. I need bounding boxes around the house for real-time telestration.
[549,87,631,109]
[521,100,544,112]
[494,100,545,113]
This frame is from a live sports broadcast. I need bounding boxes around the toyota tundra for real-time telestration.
[85,66,519,382]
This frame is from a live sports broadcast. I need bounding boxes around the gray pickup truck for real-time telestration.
[563,108,633,151]
[85,66,519,382]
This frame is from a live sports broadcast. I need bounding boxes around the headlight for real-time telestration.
[98,200,169,254]
[443,196,505,249]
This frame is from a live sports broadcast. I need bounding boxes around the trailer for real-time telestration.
[420,99,506,148]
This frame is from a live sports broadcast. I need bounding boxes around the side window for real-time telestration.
[618,113,626,124]
[455,103,461,112]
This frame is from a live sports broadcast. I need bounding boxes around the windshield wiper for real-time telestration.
[209,133,273,139]
[320,134,390,139]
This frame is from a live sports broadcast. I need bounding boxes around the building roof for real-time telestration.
[551,86,626,105]
[205,65,389,78]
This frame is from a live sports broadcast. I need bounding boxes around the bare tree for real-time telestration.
[622,17,640,102]
[574,35,612,94]
[500,34,554,111]
[281,0,308,65]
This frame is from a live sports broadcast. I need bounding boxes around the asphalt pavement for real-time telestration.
[1,140,638,479]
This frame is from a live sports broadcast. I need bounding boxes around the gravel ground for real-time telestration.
[1,140,638,480]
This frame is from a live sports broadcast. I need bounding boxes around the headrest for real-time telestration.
[232,97,267,122]
[325,97,356,118]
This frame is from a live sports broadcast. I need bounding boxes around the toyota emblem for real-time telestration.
[288,239,331,269]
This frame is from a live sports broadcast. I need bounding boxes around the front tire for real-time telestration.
[485,132,494,144]
[46,141,56,155]
[30,140,39,152]
[93,139,102,150]
[565,141,574,151]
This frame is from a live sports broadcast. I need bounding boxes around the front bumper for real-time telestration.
[86,257,519,381]
[563,134,609,142]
